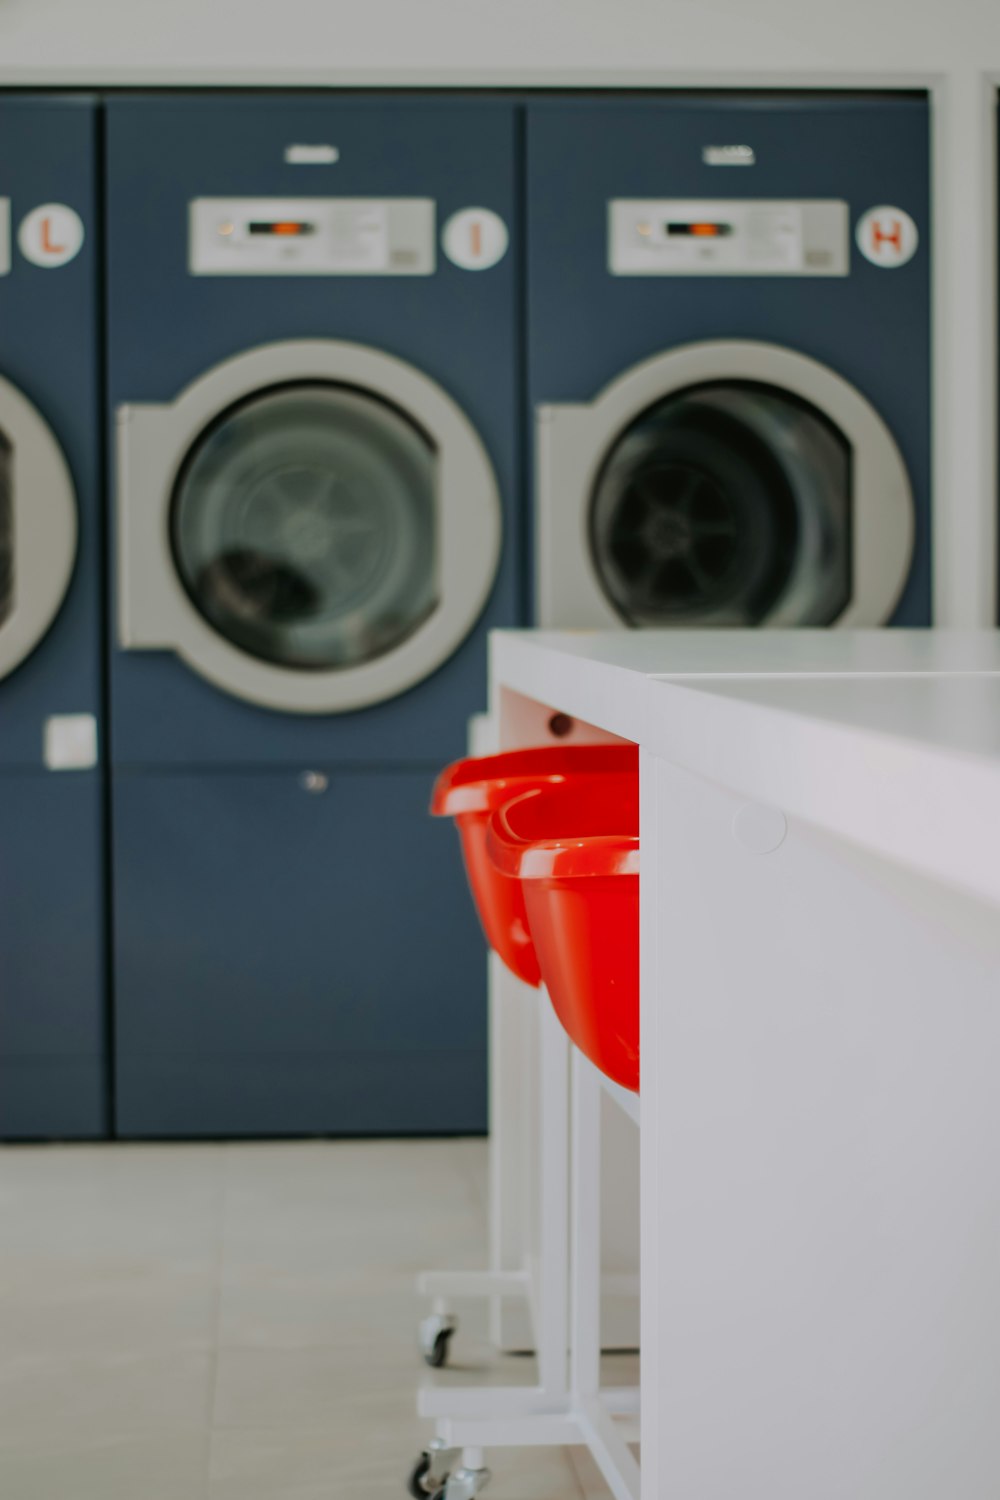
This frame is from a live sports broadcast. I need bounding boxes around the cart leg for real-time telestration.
[535,1001,571,1400]
[570,1048,603,1403]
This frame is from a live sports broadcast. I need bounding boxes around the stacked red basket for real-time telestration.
[432,745,640,1092]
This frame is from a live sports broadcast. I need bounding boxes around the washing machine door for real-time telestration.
[0,373,77,683]
[537,341,914,630]
[117,341,502,713]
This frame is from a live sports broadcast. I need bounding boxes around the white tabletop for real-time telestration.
[489,629,1000,907]
[493,626,1000,682]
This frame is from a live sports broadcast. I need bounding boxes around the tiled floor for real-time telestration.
[0,1138,620,1498]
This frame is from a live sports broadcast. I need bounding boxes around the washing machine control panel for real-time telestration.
[189,198,436,276]
[609,199,849,277]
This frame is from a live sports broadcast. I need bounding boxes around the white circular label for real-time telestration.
[442,208,509,271]
[855,206,918,269]
[18,204,85,268]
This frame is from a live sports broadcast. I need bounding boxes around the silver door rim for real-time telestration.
[536,339,916,630]
[0,373,77,682]
[117,339,503,714]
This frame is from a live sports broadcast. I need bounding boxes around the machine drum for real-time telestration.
[171,382,439,671]
[589,381,852,628]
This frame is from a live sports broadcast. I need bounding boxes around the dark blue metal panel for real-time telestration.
[0,1057,106,1141]
[0,96,106,1140]
[105,93,523,768]
[526,93,932,625]
[0,769,107,1138]
[116,1048,486,1139]
[113,767,488,1136]
[0,95,103,766]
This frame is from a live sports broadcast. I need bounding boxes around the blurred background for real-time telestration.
[0,1,998,1495]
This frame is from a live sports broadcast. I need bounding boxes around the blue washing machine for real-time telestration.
[526,93,931,630]
[0,95,106,1138]
[106,94,522,1136]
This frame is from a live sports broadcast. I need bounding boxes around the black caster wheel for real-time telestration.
[408,1437,459,1497]
[424,1326,455,1369]
[418,1312,458,1368]
[408,1453,453,1499]
[407,1456,431,1498]
[410,1452,434,1500]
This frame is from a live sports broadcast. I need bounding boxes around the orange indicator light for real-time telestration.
[666,220,732,239]
[247,220,316,237]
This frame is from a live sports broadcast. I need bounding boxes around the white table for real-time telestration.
[487,629,1000,1500]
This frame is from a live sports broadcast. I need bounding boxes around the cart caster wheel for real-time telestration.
[426,1327,454,1369]
[419,1312,458,1368]
[407,1440,457,1498]
[407,1457,432,1499]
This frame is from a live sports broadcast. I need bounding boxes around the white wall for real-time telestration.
[0,0,994,80]
[1,0,997,624]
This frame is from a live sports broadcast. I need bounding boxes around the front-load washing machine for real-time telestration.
[0,95,106,1137]
[106,93,522,1136]
[527,93,930,629]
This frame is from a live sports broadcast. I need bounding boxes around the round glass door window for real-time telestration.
[171,383,438,670]
[590,381,852,628]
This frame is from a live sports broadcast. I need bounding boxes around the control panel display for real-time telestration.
[189,198,436,276]
[609,199,849,277]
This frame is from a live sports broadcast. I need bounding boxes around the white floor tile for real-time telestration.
[0,1350,216,1434]
[0,1139,603,1497]
[220,1205,486,1277]
[448,1136,491,1213]
[211,1343,420,1429]
[0,1273,218,1357]
[209,1415,429,1498]
[0,1432,210,1500]
[217,1273,427,1352]
[489,1448,587,1499]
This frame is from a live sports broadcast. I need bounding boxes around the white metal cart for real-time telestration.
[412,995,640,1500]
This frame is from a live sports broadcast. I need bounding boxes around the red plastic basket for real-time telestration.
[431,745,637,986]
[486,774,639,1091]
